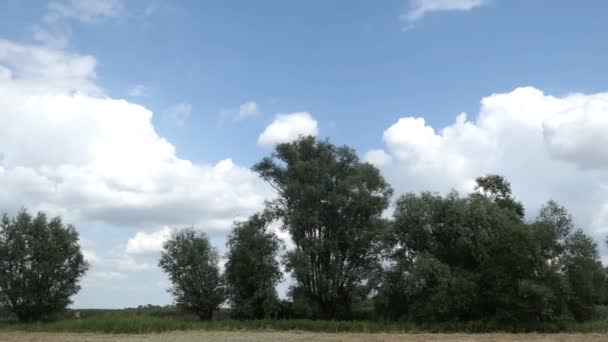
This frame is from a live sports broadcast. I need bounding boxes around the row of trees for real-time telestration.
[0,136,605,324]
[159,137,608,323]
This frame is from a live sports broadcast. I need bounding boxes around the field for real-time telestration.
[2,331,608,342]
[2,308,608,341]
[0,331,608,342]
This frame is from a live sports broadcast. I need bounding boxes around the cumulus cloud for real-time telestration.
[364,149,393,167]
[543,94,608,170]
[0,40,99,94]
[126,227,172,254]
[373,87,608,247]
[258,112,319,146]
[82,249,100,264]
[401,0,488,25]
[0,39,270,231]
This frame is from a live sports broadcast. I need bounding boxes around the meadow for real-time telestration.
[3,331,608,342]
[3,307,608,335]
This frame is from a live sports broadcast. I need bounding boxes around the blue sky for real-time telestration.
[2,0,608,308]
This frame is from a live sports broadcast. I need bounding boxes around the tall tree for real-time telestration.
[378,176,606,324]
[474,174,524,218]
[159,228,225,320]
[0,210,88,322]
[253,136,393,319]
[563,230,605,321]
[225,213,282,319]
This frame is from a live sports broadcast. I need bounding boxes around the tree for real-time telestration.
[378,175,606,324]
[474,174,524,218]
[159,228,225,320]
[532,201,574,265]
[0,210,88,322]
[225,213,282,319]
[253,136,393,319]
[563,230,605,321]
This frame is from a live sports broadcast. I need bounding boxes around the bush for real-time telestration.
[0,210,88,322]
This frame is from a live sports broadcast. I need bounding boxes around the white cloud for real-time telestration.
[126,227,171,254]
[31,23,72,48]
[156,279,171,290]
[364,149,393,167]
[45,0,125,24]
[383,113,496,189]
[0,39,270,231]
[0,40,99,94]
[220,101,260,122]
[128,84,147,97]
[164,102,191,126]
[111,254,153,272]
[401,0,488,25]
[375,87,608,248]
[31,0,123,48]
[542,94,608,170]
[258,112,319,146]
[236,101,260,120]
[82,249,100,264]
[89,271,127,280]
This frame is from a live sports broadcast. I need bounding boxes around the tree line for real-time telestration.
[0,136,606,324]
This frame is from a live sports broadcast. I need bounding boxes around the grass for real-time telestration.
[3,317,608,335]
[2,307,608,335]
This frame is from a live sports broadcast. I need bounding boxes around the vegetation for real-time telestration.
[0,210,88,322]
[225,213,282,319]
[3,307,608,334]
[158,228,225,320]
[2,136,608,334]
[375,177,605,324]
[253,136,393,319]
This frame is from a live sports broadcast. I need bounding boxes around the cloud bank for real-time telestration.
[369,87,608,245]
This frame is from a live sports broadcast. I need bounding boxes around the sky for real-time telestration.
[1,0,608,308]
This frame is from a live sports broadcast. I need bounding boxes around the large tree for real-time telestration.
[225,213,282,319]
[377,176,604,323]
[253,136,393,319]
[0,210,88,322]
[563,230,605,321]
[159,228,225,320]
[474,174,524,219]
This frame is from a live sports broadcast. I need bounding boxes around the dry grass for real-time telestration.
[1,331,608,342]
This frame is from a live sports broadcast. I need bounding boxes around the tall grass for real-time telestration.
[3,317,608,334]
[2,308,608,334]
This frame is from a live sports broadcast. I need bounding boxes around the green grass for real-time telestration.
[3,316,608,335]
[2,307,608,335]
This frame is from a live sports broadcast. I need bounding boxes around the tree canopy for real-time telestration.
[225,213,282,319]
[253,136,393,319]
[376,178,605,323]
[0,210,88,322]
[158,228,225,320]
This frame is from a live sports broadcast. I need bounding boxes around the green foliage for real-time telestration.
[563,230,606,321]
[5,308,608,334]
[0,210,88,322]
[253,136,393,319]
[377,177,605,324]
[474,174,524,218]
[225,214,282,319]
[159,228,225,320]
